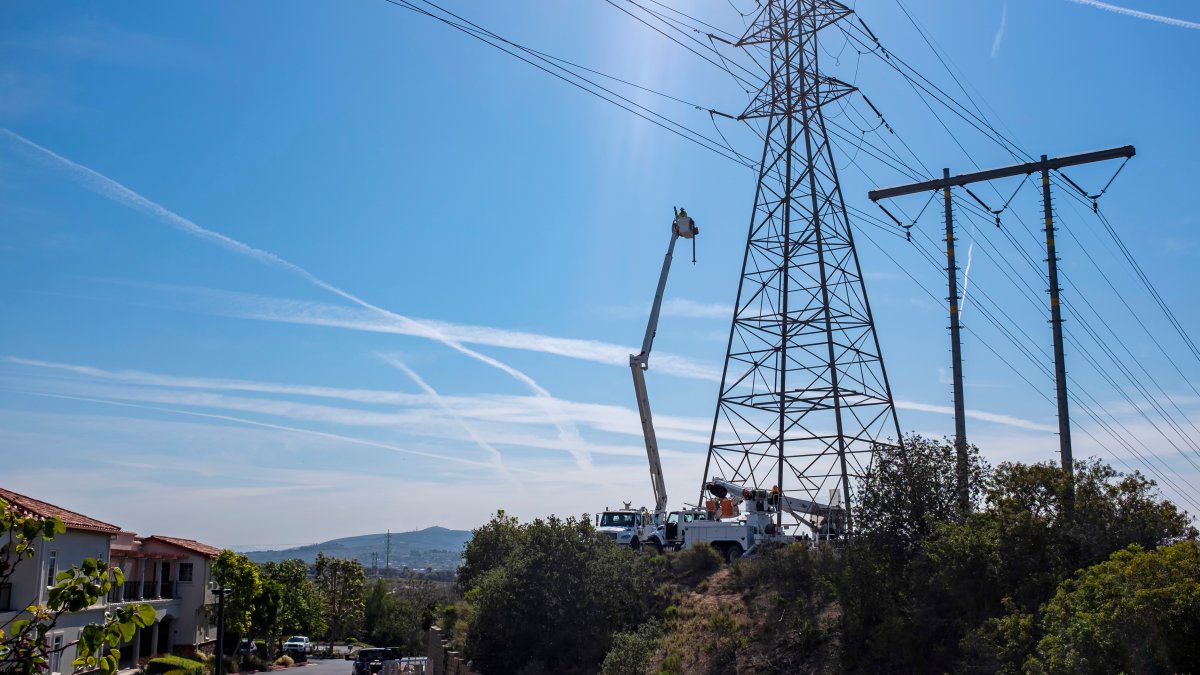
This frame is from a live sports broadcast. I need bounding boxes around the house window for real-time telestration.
[49,634,63,674]
[179,563,194,583]
[0,582,11,610]
[46,551,58,588]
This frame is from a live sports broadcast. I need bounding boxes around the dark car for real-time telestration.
[352,648,403,675]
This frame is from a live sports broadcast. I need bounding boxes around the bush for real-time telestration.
[240,655,273,672]
[670,544,722,581]
[732,542,817,601]
[274,654,295,668]
[145,655,206,675]
[602,620,663,675]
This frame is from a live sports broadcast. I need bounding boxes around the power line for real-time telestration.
[384,0,756,169]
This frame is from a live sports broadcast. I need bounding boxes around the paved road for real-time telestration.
[296,656,354,675]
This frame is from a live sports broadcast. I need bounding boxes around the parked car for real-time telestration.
[283,636,313,654]
[352,647,402,675]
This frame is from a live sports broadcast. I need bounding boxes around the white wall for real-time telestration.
[0,528,114,674]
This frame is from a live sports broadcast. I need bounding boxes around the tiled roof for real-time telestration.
[0,487,121,534]
[144,535,222,558]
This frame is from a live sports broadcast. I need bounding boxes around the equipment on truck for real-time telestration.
[600,207,842,558]
[598,208,697,553]
[662,480,845,562]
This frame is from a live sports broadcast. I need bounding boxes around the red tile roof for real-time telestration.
[144,535,222,558]
[0,487,121,534]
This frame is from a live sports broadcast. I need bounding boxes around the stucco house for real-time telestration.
[0,487,220,671]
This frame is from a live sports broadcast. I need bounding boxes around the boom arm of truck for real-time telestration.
[705,478,843,520]
[631,209,697,517]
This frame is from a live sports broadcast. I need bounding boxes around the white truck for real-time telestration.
[595,503,650,549]
[675,479,847,562]
[605,207,844,561]
[598,208,698,554]
[631,209,698,552]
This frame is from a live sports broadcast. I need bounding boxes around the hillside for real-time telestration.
[241,526,472,570]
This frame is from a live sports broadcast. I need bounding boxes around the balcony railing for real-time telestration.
[110,579,179,602]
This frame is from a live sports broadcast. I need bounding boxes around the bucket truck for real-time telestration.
[596,208,697,553]
[595,208,845,560]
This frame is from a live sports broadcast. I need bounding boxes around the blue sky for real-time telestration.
[2,0,1198,548]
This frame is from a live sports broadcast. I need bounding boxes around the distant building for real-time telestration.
[0,487,220,671]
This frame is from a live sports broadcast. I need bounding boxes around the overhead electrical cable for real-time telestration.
[383,0,757,169]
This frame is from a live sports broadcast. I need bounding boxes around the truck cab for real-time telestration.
[596,509,645,550]
[662,509,708,550]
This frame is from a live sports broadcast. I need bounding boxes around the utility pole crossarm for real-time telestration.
[867,146,1135,201]
[867,144,1135,516]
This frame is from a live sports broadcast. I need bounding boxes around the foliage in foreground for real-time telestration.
[0,497,156,675]
[1028,540,1200,674]
[835,439,1195,674]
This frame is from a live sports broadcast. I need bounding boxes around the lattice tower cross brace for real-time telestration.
[701,0,904,535]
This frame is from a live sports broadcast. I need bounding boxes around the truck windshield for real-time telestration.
[600,513,635,527]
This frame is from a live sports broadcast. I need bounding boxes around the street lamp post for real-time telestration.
[212,587,231,675]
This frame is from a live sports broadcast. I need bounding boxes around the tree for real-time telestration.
[834,453,1194,673]
[856,434,990,549]
[463,515,656,675]
[249,579,281,655]
[313,553,365,644]
[457,510,524,593]
[1030,541,1200,675]
[0,497,155,675]
[213,550,262,648]
[260,559,326,639]
[363,579,424,654]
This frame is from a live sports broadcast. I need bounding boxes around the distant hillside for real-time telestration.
[241,527,472,570]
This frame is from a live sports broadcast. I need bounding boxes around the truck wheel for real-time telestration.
[649,540,664,555]
[725,543,744,564]
[629,538,641,552]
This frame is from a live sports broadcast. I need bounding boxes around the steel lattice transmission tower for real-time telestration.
[701,0,902,535]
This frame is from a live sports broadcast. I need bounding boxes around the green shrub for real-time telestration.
[240,654,273,672]
[655,653,683,675]
[145,655,206,675]
[671,544,722,580]
[601,620,663,675]
[733,542,817,601]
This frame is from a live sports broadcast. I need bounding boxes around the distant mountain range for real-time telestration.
[241,527,472,570]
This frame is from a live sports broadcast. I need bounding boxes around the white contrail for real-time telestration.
[0,128,592,470]
[960,241,975,317]
[377,354,517,481]
[174,286,722,381]
[1065,0,1200,30]
[991,3,1008,57]
[4,355,713,445]
[380,352,593,470]
[895,399,1057,433]
[24,391,495,468]
[131,287,1065,434]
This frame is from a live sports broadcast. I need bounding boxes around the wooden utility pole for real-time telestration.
[869,145,1135,513]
